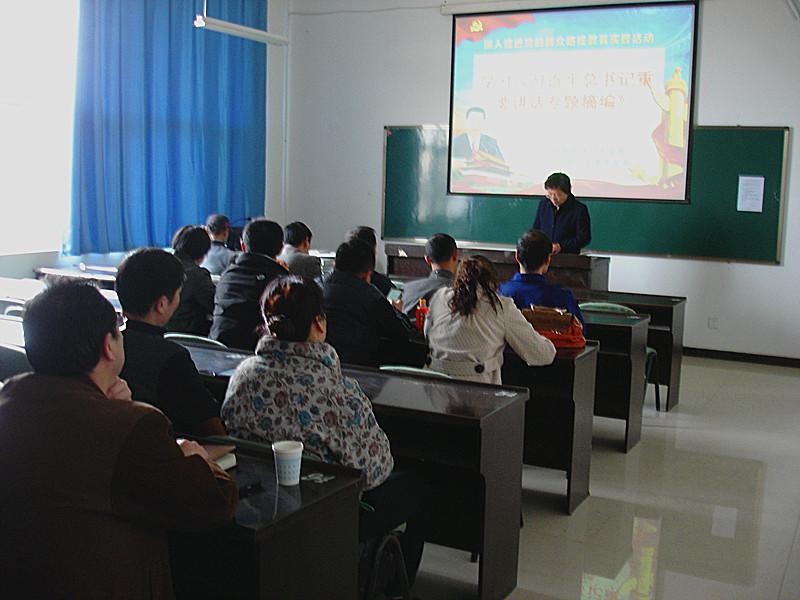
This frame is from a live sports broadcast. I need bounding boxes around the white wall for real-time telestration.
[284,0,800,358]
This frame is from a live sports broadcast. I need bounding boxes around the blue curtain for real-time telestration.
[69,0,266,254]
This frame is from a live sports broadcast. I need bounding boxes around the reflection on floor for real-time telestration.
[413,356,800,600]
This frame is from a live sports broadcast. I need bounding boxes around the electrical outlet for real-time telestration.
[708,317,720,330]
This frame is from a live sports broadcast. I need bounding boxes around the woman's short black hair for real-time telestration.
[23,280,119,376]
[172,225,211,261]
[260,275,325,342]
[116,248,185,317]
[544,172,572,195]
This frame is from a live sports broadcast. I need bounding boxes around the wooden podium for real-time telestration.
[385,242,609,290]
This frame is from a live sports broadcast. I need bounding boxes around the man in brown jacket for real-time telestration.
[0,280,238,599]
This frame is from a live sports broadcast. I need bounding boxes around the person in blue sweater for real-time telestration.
[499,229,585,331]
[532,172,591,254]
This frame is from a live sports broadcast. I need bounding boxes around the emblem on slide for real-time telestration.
[470,20,483,33]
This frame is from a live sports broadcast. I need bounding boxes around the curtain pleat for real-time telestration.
[69,0,266,254]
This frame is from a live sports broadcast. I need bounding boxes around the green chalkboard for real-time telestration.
[382,125,788,263]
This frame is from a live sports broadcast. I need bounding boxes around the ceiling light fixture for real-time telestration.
[194,0,288,46]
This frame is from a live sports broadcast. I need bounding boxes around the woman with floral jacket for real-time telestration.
[222,275,427,589]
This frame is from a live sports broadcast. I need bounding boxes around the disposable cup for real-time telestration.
[272,440,304,486]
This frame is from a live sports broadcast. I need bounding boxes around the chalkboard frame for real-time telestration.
[382,124,790,264]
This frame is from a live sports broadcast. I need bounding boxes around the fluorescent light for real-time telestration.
[193,15,288,46]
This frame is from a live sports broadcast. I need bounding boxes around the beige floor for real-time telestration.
[414,356,800,600]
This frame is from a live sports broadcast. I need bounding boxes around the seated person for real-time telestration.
[532,172,591,254]
[0,280,236,598]
[277,221,322,279]
[210,218,288,350]
[116,248,226,436]
[322,239,411,367]
[345,225,395,297]
[222,275,427,588]
[500,229,585,330]
[425,255,556,384]
[167,225,215,336]
[400,233,458,317]
[200,213,237,275]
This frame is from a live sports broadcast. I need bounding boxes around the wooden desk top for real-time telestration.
[0,317,25,347]
[35,266,118,284]
[551,340,600,362]
[575,288,687,308]
[0,277,45,303]
[221,453,362,544]
[344,366,528,424]
[183,344,528,423]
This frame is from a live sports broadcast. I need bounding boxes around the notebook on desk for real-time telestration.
[204,444,237,471]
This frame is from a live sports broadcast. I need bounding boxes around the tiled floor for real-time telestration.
[413,357,800,599]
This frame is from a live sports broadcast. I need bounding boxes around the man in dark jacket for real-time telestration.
[210,218,288,350]
[167,225,214,336]
[0,280,237,599]
[322,239,412,367]
[345,225,395,297]
[532,172,591,254]
[400,233,458,316]
[117,248,226,437]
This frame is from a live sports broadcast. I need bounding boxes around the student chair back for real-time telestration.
[578,301,636,314]
[164,333,228,349]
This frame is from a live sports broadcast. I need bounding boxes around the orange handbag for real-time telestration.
[521,306,586,349]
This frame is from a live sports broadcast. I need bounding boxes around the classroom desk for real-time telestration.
[574,289,686,411]
[0,277,123,321]
[170,452,362,600]
[583,312,650,452]
[184,344,529,600]
[0,316,25,347]
[34,266,118,289]
[502,342,599,514]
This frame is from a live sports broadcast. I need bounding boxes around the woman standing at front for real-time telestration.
[425,255,556,384]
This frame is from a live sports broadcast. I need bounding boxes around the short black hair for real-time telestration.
[517,229,552,271]
[23,280,118,376]
[425,233,457,264]
[116,248,185,317]
[334,239,375,275]
[243,219,284,257]
[345,226,377,250]
[466,107,486,119]
[206,214,230,235]
[544,172,572,195]
[172,225,211,261]
[284,221,313,247]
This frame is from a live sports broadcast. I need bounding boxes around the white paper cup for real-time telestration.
[272,440,304,486]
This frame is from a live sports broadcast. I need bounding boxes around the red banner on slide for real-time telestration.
[455,14,535,45]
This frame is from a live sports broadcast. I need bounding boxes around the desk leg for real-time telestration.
[478,401,525,600]
[624,331,647,452]
[567,351,596,514]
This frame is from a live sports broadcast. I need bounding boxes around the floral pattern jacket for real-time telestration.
[222,337,393,489]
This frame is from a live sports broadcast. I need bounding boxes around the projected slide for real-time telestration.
[449,3,696,201]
